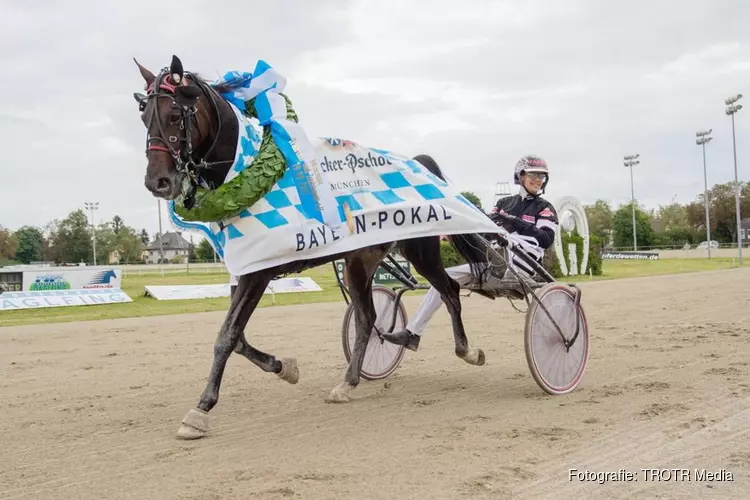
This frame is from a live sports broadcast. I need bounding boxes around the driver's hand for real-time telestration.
[495,209,516,220]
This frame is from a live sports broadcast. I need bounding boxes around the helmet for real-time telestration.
[513,155,549,192]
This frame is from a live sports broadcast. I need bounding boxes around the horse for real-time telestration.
[133,55,496,440]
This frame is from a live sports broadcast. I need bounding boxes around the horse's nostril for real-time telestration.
[157,178,171,191]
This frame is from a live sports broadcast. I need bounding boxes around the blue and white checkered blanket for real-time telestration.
[168,62,503,276]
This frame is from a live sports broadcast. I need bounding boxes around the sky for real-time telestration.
[1,0,748,239]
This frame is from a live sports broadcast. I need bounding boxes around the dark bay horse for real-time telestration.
[134,55,495,439]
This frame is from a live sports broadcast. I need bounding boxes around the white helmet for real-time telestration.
[513,155,549,192]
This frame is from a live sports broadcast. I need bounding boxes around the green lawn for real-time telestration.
[567,257,748,281]
[1,258,746,328]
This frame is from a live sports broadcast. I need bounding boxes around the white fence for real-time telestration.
[120,262,228,276]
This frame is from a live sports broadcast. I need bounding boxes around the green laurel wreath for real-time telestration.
[173,94,299,222]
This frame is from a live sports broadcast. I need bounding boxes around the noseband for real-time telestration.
[138,69,231,191]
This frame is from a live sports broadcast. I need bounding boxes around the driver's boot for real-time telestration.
[381,329,420,352]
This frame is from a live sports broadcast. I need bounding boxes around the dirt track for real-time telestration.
[2,268,749,499]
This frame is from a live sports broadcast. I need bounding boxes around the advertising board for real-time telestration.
[143,277,322,301]
[334,259,411,287]
[17,266,123,291]
[0,289,133,311]
[602,251,659,260]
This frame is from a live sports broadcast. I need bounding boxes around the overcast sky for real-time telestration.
[1,0,748,239]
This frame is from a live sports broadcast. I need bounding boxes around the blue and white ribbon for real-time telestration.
[215,61,344,234]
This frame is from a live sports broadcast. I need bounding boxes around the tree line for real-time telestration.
[0,209,220,266]
[585,180,750,250]
[2,181,747,266]
[462,182,750,251]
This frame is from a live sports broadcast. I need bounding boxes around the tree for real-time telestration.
[686,201,710,232]
[612,201,654,249]
[649,201,695,248]
[0,226,19,260]
[93,222,118,265]
[460,191,483,212]
[14,226,45,264]
[112,215,124,234]
[195,238,216,261]
[685,181,750,243]
[655,202,689,232]
[584,199,613,240]
[140,229,150,245]
[48,210,93,264]
[705,183,737,242]
[116,226,145,263]
[41,219,61,263]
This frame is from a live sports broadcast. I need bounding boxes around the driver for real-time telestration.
[381,155,559,352]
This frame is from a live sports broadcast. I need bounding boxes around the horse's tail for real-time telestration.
[412,155,494,272]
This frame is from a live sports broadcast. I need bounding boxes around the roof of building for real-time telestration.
[145,231,191,251]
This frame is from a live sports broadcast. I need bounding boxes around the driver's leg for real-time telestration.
[381,264,473,351]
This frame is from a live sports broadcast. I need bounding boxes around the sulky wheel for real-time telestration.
[524,283,590,395]
[341,285,408,381]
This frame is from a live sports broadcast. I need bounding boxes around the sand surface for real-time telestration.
[2,268,749,499]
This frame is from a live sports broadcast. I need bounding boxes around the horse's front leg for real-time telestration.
[228,283,299,383]
[176,271,273,440]
[327,247,387,403]
[233,333,299,384]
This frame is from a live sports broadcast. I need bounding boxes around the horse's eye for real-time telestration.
[170,107,181,123]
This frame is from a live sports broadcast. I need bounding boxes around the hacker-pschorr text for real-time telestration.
[295,204,453,251]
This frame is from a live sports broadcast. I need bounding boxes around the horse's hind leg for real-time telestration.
[176,270,274,440]
[327,246,389,403]
[399,236,485,366]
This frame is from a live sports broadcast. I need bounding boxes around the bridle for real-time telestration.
[136,68,232,194]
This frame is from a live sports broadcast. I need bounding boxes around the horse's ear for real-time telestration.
[133,58,155,87]
[175,85,201,107]
[170,55,184,84]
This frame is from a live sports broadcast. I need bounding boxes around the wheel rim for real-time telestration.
[527,285,588,394]
[346,287,406,379]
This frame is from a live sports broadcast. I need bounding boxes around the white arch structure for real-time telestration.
[553,196,590,276]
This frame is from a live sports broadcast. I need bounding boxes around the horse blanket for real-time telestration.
[168,62,504,277]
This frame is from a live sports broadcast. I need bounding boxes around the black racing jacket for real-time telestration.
[489,193,559,249]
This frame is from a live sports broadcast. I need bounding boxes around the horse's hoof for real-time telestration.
[326,382,353,403]
[277,357,299,384]
[461,348,486,366]
[176,408,209,440]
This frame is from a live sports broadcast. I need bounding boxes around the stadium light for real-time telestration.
[725,94,744,264]
[725,94,743,106]
[84,201,99,266]
[623,154,640,251]
[695,130,714,259]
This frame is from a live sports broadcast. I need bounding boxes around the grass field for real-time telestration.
[1,258,747,327]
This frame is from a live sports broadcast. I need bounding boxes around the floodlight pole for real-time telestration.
[623,154,640,251]
[84,201,99,265]
[157,200,165,264]
[696,130,713,259]
[725,94,743,264]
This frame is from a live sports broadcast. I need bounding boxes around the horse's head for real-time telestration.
[134,55,224,200]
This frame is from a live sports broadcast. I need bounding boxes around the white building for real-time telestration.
[142,232,192,264]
